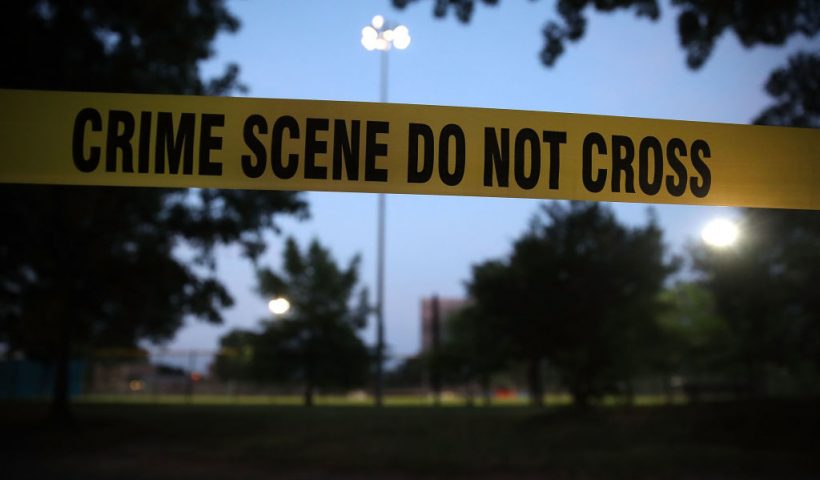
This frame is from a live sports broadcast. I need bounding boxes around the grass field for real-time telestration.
[2,399,819,479]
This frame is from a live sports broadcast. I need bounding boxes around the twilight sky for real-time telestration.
[164,0,819,360]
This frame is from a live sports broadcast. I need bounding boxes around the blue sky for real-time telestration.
[165,0,819,360]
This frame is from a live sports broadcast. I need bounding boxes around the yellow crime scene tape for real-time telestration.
[1,89,818,210]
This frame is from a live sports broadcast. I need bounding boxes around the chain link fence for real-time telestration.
[1,348,693,406]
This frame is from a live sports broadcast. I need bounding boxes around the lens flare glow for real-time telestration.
[393,25,411,49]
[268,297,291,315]
[702,218,739,247]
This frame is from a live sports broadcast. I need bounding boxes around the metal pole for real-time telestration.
[431,295,442,406]
[380,48,388,104]
[375,48,388,407]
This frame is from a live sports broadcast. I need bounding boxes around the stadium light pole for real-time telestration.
[361,15,411,407]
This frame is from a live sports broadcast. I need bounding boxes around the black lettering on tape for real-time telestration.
[690,139,711,198]
[483,127,509,187]
[439,124,465,187]
[542,130,566,190]
[333,119,360,181]
[514,128,540,190]
[611,135,635,193]
[272,115,300,179]
[408,123,434,183]
[305,118,329,180]
[365,121,389,182]
[72,108,102,173]
[242,114,267,178]
[582,132,607,193]
[155,112,195,175]
[198,113,224,176]
[106,110,135,173]
[638,136,663,196]
[665,138,687,197]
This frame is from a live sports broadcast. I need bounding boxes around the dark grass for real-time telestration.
[2,400,819,479]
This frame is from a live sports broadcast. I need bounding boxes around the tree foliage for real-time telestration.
[0,1,307,420]
[692,208,820,394]
[215,238,370,406]
[754,51,820,128]
[394,0,819,69]
[433,304,511,404]
[655,282,733,381]
[468,202,675,406]
[687,50,820,396]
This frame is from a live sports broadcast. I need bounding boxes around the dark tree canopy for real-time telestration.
[468,202,675,406]
[754,51,820,128]
[686,50,820,395]
[393,0,820,69]
[692,208,820,394]
[433,303,511,404]
[0,0,243,94]
[215,238,370,406]
[0,0,307,420]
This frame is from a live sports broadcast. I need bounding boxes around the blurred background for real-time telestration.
[1,1,819,478]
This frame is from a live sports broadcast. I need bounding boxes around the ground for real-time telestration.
[2,400,818,479]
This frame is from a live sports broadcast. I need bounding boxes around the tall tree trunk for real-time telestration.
[571,383,591,409]
[304,381,314,407]
[304,329,315,407]
[430,296,442,407]
[527,356,544,407]
[50,317,73,426]
[481,373,492,407]
[464,376,475,407]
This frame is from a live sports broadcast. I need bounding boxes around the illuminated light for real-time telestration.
[372,15,385,29]
[190,372,202,383]
[128,379,145,392]
[375,38,389,51]
[361,26,378,51]
[268,297,291,315]
[702,218,739,247]
[361,36,376,51]
[361,26,377,40]
[383,29,394,42]
[393,25,411,50]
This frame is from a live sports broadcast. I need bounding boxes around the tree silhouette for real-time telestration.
[436,303,511,405]
[687,50,820,397]
[394,0,819,69]
[469,202,675,407]
[248,238,370,406]
[654,282,733,395]
[0,1,307,423]
[754,51,820,128]
[692,208,820,396]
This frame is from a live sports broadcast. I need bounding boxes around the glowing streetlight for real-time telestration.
[360,16,411,52]
[268,297,291,315]
[702,218,739,248]
[361,14,410,408]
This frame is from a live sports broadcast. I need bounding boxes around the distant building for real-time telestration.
[420,296,468,353]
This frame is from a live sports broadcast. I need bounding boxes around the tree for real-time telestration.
[469,202,675,407]
[394,0,819,69]
[250,238,370,406]
[212,329,257,384]
[687,51,820,397]
[692,208,820,396]
[437,304,510,405]
[654,282,733,392]
[754,51,820,128]
[0,1,307,423]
